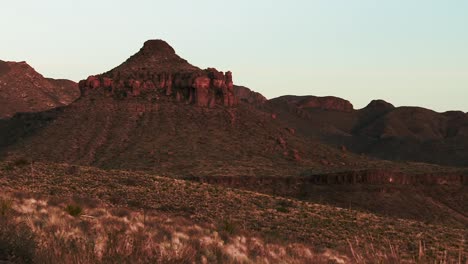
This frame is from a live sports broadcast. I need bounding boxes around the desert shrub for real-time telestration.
[276,199,294,208]
[276,199,294,213]
[65,205,83,217]
[2,163,14,171]
[118,176,141,186]
[12,158,30,167]
[110,207,132,218]
[66,165,80,175]
[220,219,237,235]
[218,219,239,242]
[127,199,143,208]
[2,158,30,171]
[0,198,12,217]
[276,206,289,213]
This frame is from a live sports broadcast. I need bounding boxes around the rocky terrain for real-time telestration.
[0,60,79,119]
[0,39,467,263]
[0,161,466,263]
[79,40,236,108]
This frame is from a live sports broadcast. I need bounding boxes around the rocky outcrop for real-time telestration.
[364,100,395,112]
[79,40,237,108]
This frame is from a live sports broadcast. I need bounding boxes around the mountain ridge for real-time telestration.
[0,60,79,118]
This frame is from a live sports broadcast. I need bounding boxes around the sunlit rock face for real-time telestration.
[79,40,237,108]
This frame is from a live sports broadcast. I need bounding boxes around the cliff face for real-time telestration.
[79,40,237,107]
[0,60,79,119]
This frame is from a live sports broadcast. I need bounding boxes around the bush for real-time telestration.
[12,158,30,167]
[2,163,14,171]
[65,205,83,217]
[219,219,238,236]
[2,158,30,171]
[218,218,239,243]
[276,206,289,213]
[0,198,12,217]
[276,199,293,213]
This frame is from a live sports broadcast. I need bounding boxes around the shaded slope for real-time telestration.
[0,94,363,177]
[0,60,79,119]
[267,96,468,167]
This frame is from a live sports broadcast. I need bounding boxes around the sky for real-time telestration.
[1,0,467,112]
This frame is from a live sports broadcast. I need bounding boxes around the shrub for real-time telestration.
[222,219,237,235]
[219,219,238,241]
[276,206,289,213]
[65,205,83,217]
[12,158,30,167]
[0,198,12,217]
[2,163,14,171]
[276,199,294,213]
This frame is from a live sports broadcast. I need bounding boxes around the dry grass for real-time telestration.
[0,161,466,263]
[0,194,343,263]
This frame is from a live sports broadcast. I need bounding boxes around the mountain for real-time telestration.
[0,60,79,119]
[0,39,466,230]
[0,40,365,177]
[79,40,237,107]
[0,40,467,263]
[267,96,468,167]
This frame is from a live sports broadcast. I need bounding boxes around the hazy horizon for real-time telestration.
[1,0,467,112]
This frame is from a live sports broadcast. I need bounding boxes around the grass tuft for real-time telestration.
[0,198,13,217]
[65,205,83,217]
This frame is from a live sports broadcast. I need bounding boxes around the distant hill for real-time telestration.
[0,60,79,119]
[267,96,468,167]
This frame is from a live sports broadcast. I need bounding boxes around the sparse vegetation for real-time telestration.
[0,198,12,217]
[65,204,83,217]
[276,199,294,213]
[0,162,466,263]
[12,158,30,167]
[219,218,238,238]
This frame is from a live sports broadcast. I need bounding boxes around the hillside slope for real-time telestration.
[0,161,465,263]
[0,95,362,177]
[0,60,79,119]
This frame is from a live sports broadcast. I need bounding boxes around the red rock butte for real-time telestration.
[79,40,237,107]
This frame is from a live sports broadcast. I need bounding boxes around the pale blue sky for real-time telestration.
[1,0,467,111]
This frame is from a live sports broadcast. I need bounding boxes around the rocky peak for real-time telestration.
[141,39,176,55]
[364,100,395,111]
[79,40,237,108]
